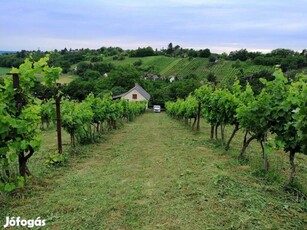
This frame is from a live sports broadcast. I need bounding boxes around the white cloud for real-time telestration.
[0,0,306,51]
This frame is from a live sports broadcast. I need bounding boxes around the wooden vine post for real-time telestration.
[196,101,201,131]
[12,73,22,112]
[55,83,63,154]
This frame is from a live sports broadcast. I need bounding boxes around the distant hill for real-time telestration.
[103,55,271,81]
[0,51,16,55]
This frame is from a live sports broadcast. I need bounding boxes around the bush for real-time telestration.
[133,59,143,66]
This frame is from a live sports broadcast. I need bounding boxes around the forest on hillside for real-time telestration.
[0,44,306,106]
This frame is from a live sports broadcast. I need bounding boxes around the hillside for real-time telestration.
[0,51,16,55]
[104,55,272,80]
[1,48,305,85]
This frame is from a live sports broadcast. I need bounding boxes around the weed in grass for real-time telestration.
[199,158,206,167]
[284,181,307,202]
[45,151,69,167]
[238,156,250,165]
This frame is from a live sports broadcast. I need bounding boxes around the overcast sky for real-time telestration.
[1,0,306,53]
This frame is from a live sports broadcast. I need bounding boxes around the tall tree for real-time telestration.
[166,42,174,56]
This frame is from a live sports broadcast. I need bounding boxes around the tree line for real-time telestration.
[1,45,306,71]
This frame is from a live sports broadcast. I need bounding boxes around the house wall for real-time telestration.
[123,89,146,101]
[122,90,148,108]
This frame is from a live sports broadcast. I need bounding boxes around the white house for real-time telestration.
[113,83,150,108]
[169,75,177,83]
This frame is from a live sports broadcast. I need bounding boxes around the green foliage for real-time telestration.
[167,69,306,183]
[168,79,201,100]
[130,47,155,57]
[133,59,143,66]
[82,69,101,80]
[0,55,61,192]
[107,65,142,91]
[165,95,198,129]
[235,69,305,182]
[43,64,62,88]
[236,86,270,139]
[3,183,16,192]
[90,56,103,62]
[194,85,214,125]
[40,99,55,129]
[287,73,307,154]
[199,48,211,58]
[76,61,91,76]
[232,60,241,68]
[239,69,274,95]
[64,64,143,101]
[207,72,217,83]
[61,98,93,146]
[92,62,114,75]
[61,93,147,147]
[228,49,249,61]
[62,78,97,100]
[45,151,67,167]
[252,49,307,71]
[208,56,217,63]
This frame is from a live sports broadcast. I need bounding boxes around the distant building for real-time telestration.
[143,73,159,80]
[169,75,177,82]
[113,83,150,108]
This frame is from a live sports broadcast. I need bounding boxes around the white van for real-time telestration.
[153,105,161,113]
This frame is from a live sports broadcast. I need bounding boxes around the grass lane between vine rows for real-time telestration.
[0,112,306,229]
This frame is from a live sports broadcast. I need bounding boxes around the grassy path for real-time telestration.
[1,112,306,229]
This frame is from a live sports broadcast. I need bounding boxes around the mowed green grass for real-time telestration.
[0,67,10,77]
[0,65,77,84]
[57,74,78,84]
[35,73,77,84]
[0,112,306,229]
